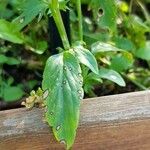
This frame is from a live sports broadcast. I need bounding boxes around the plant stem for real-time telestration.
[76,0,83,41]
[50,0,70,50]
[122,73,148,90]
[136,0,150,23]
[129,0,133,14]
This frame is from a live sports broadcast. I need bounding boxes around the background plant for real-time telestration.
[0,0,150,149]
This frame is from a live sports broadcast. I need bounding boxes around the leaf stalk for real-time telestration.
[76,0,83,41]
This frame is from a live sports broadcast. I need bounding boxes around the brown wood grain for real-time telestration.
[1,91,150,150]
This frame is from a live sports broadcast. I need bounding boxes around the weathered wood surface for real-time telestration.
[1,91,150,150]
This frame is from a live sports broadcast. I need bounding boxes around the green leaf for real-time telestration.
[0,54,20,65]
[91,41,124,55]
[3,86,24,102]
[59,0,69,10]
[13,0,47,30]
[110,53,134,72]
[73,45,99,74]
[0,19,23,43]
[26,80,38,90]
[99,68,126,86]
[0,54,8,64]
[25,39,48,54]
[42,50,83,149]
[6,57,20,65]
[7,77,14,85]
[84,32,110,45]
[113,36,136,52]
[135,42,150,60]
[84,72,102,95]
[90,0,117,32]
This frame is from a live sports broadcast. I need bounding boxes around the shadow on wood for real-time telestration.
[1,91,150,150]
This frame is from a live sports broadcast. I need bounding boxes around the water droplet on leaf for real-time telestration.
[78,90,82,94]
[64,66,67,70]
[78,73,82,77]
[56,125,61,131]
[69,67,72,71]
[110,75,117,80]
[63,80,66,84]
[50,112,53,115]
[79,81,82,84]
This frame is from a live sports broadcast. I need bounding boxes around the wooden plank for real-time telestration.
[1,91,150,150]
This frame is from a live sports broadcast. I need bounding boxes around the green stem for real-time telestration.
[129,0,133,14]
[122,73,148,90]
[50,0,70,50]
[76,0,83,41]
[137,0,150,23]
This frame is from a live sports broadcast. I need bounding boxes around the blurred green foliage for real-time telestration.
[0,0,150,102]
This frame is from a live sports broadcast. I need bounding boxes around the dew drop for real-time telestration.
[60,139,66,145]
[110,75,117,80]
[79,81,82,84]
[69,67,72,71]
[78,90,82,94]
[64,66,67,70]
[50,112,53,115]
[19,16,25,23]
[63,80,66,84]
[78,73,82,77]
[56,125,61,131]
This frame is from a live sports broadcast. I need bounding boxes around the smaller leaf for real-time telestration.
[0,54,8,64]
[3,86,24,102]
[99,68,126,86]
[91,41,124,55]
[7,77,14,85]
[0,55,20,65]
[73,45,99,74]
[113,36,135,52]
[135,42,150,60]
[59,0,69,10]
[6,58,20,65]
[84,72,102,95]
[110,53,134,72]
[89,0,117,32]
[0,19,23,44]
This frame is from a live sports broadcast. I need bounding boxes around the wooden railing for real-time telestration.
[1,91,150,150]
